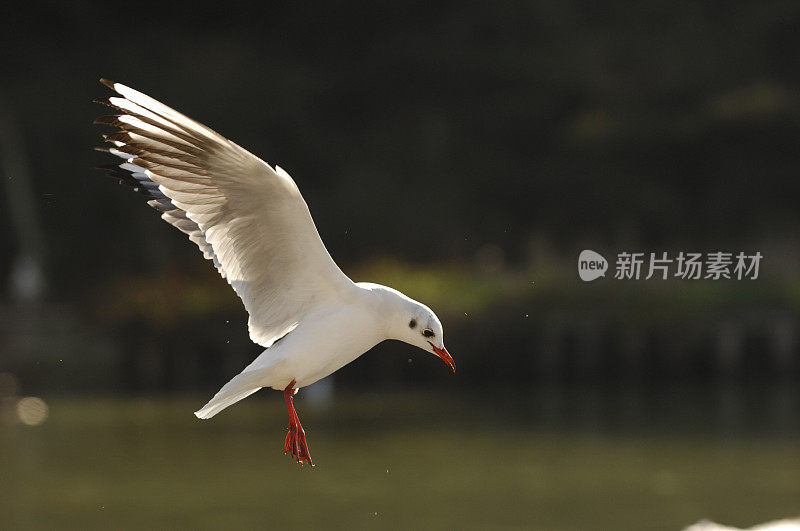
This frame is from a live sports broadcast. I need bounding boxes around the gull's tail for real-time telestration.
[194,370,264,419]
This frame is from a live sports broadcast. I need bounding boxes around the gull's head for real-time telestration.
[364,283,455,373]
[403,304,455,373]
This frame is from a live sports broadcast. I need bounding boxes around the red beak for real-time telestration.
[428,341,456,373]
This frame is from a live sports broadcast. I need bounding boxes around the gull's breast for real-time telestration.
[266,302,385,389]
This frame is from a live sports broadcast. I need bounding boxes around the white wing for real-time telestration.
[95,79,353,347]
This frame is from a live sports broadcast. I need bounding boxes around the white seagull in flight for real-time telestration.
[94,79,455,466]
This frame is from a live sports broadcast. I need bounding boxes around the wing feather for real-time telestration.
[94,79,353,346]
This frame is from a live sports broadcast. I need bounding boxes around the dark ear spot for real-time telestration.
[409,319,417,329]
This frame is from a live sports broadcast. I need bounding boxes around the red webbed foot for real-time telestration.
[283,380,313,466]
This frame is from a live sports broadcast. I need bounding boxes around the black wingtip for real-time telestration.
[93,97,115,108]
[93,115,120,126]
[103,131,131,144]
[99,78,116,90]
[148,199,175,212]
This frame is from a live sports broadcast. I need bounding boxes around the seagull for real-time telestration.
[94,79,455,466]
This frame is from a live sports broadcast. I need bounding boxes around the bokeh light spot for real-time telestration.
[16,396,49,426]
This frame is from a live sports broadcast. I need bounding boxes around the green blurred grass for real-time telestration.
[1,394,799,530]
[94,257,800,340]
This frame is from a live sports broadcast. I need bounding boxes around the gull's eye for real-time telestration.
[422,328,434,338]
[409,319,417,329]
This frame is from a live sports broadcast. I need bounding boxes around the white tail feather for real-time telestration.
[194,371,264,419]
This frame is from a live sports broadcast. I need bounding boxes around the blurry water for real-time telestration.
[1,388,798,530]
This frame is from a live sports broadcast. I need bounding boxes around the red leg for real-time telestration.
[283,379,313,466]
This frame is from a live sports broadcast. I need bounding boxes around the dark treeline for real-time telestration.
[1,2,799,393]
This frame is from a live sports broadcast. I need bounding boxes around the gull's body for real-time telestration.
[94,79,454,465]
[195,283,416,419]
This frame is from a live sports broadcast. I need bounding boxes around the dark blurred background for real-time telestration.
[1,2,799,530]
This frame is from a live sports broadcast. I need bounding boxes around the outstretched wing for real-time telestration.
[94,79,353,347]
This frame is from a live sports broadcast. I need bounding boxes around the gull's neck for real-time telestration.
[354,282,420,340]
